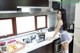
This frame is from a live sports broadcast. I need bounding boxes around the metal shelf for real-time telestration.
[0,11,57,18]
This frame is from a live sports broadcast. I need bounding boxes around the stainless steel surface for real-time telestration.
[0,11,57,18]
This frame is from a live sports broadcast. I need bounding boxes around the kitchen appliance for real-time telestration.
[53,38,61,53]
[37,32,45,43]
[52,1,61,10]
[23,35,36,43]
[67,22,74,33]
[23,38,32,43]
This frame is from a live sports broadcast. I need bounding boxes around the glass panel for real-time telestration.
[16,16,35,33]
[37,16,46,29]
[0,19,13,36]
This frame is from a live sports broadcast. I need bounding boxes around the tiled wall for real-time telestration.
[63,0,75,27]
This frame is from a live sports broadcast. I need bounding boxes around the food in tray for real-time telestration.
[6,40,26,53]
[6,44,17,53]
[9,44,17,49]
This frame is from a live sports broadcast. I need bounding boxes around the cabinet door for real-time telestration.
[73,28,80,53]
[75,3,80,28]
[28,46,47,53]
[74,28,80,43]
[73,41,80,53]
[28,43,53,53]
[0,0,16,10]
[36,0,48,6]
[17,0,35,6]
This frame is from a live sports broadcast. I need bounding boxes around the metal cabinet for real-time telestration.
[52,38,61,53]
[52,38,73,53]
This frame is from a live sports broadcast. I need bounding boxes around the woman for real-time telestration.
[52,9,72,53]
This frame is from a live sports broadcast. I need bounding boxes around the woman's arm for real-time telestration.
[52,20,63,38]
